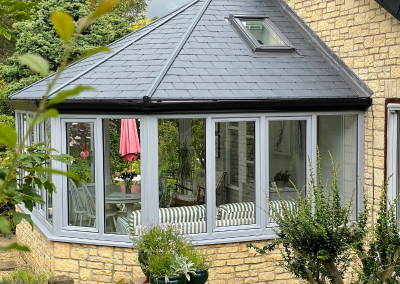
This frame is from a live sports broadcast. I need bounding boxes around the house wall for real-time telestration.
[16,217,301,284]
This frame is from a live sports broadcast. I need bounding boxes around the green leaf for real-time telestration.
[45,109,59,118]
[9,210,33,229]
[0,216,11,235]
[115,280,124,284]
[47,86,94,107]
[17,54,49,76]
[27,167,81,183]
[0,126,17,147]
[91,0,119,20]
[71,46,112,64]
[51,11,74,42]
[0,243,30,252]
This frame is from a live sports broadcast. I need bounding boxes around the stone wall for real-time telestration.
[284,0,400,210]
[15,217,300,284]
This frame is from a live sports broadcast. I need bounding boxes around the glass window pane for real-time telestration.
[216,121,254,227]
[269,120,307,221]
[45,118,53,224]
[105,119,142,235]
[158,118,206,234]
[318,115,358,220]
[67,122,96,228]
[240,19,285,46]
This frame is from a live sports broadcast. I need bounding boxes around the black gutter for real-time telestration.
[17,98,372,115]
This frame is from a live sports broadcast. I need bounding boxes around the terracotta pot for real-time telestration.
[150,275,187,284]
[188,270,208,284]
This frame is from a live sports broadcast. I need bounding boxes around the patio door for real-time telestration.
[266,117,311,225]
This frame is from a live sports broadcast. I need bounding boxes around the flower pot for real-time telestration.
[274,180,285,189]
[188,270,208,284]
[150,275,187,284]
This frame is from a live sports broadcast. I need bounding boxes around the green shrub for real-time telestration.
[1,269,50,284]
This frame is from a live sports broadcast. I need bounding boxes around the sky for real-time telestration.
[147,0,192,19]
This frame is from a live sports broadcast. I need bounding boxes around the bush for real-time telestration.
[247,151,357,284]
[1,269,50,284]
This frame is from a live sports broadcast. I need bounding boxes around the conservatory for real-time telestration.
[8,0,372,247]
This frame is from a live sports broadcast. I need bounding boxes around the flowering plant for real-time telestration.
[132,223,210,281]
[120,171,137,193]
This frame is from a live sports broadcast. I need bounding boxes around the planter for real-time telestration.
[188,270,208,284]
[150,275,187,284]
[274,180,285,189]
[138,251,150,280]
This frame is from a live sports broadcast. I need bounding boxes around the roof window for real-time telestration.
[229,15,295,53]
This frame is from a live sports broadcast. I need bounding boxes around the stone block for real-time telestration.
[54,259,78,273]
[48,275,74,284]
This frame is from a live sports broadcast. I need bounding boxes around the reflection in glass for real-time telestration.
[268,120,306,222]
[216,121,254,227]
[45,118,53,224]
[158,119,206,234]
[67,122,96,228]
[318,115,357,220]
[241,19,285,46]
[105,119,141,235]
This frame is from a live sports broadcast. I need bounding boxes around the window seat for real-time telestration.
[116,200,296,236]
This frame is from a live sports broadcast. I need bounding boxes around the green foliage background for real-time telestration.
[1,0,133,98]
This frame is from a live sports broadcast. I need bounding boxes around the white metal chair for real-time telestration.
[68,179,87,226]
[80,183,118,231]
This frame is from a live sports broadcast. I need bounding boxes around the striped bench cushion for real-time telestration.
[269,200,296,222]
[218,202,255,220]
[116,201,296,235]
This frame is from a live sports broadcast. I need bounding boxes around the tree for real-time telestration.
[1,0,133,98]
[114,0,149,25]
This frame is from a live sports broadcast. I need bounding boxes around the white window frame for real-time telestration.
[15,111,364,247]
[387,104,400,210]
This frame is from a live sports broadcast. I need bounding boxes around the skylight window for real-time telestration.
[229,15,295,53]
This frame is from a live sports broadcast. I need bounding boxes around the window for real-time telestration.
[387,105,400,219]
[15,112,363,246]
[103,119,142,236]
[229,15,295,53]
[318,115,358,220]
[158,118,206,234]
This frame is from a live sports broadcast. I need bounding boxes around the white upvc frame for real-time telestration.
[15,111,365,247]
[387,104,400,210]
[265,115,313,225]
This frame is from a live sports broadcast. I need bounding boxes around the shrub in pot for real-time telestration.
[132,223,211,283]
[273,170,291,189]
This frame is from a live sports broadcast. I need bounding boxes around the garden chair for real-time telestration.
[68,178,87,226]
[174,170,226,206]
[80,183,118,231]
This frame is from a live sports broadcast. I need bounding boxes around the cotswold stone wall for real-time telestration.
[16,218,300,284]
[285,0,400,209]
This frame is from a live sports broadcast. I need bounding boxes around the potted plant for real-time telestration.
[273,170,291,189]
[120,171,137,193]
[185,246,210,284]
[149,255,196,284]
[132,223,211,284]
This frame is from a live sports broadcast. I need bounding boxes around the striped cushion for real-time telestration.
[117,201,296,236]
[269,200,296,222]
[218,202,255,220]
[135,221,207,235]
[216,217,255,227]
[159,205,205,223]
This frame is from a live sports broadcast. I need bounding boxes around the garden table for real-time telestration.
[105,185,141,216]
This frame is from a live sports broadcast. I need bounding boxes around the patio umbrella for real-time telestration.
[119,119,141,167]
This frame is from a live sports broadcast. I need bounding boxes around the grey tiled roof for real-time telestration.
[10,0,373,102]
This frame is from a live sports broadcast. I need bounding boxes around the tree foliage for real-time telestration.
[1,0,133,98]
[114,0,149,25]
